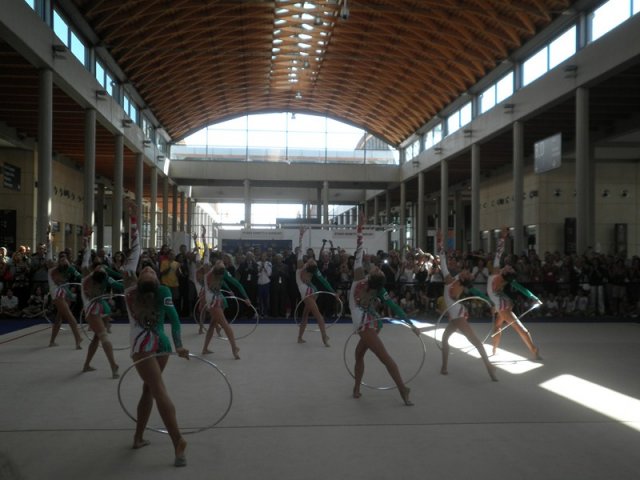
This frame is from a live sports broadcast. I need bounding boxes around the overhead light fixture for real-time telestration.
[52,44,66,58]
[295,91,302,100]
[143,139,152,146]
[434,147,443,154]
[503,103,515,113]
[412,160,420,168]
[291,113,296,120]
[157,155,165,161]
[122,118,133,127]
[95,89,108,100]
[564,65,578,78]
[463,129,472,137]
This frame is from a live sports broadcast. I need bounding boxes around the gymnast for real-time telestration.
[80,226,122,378]
[487,228,541,360]
[122,214,189,467]
[46,227,84,349]
[296,227,333,347]
[436,231,497,381]
[201,251,251,359]
[349,212,418,405]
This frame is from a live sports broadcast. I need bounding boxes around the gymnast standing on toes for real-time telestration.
[436,231,497,381]
[296,227,333,346]
[122,215,189,467]
[46,227,84,350]
[487,228,541,360]
[201,253,251,359]
[80,226,122,378]
[349,212,418,405]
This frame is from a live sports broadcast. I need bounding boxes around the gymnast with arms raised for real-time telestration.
[122,213,189,467]
[350,212,418,405]
[201,248,250,359]
[296,227,334,347]
[80,226,122,378]
[437,231,497,381]
[487,228,541,360]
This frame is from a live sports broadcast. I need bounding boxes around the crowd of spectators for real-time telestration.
[2,239,640,321]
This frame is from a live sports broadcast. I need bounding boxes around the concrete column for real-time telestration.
[513,121,524,254]
[385,190,391,224]
[150,166,157,249]
[135,153,143,243]
[83,108,96,230]
[96,183,105,250]
[417,171,425,249]
[373,195,379,225]
[162,176,169,243]
[471,143,480,251]
[172,184,178,233]
[244,179,251,228]
[400,182,406,254]
[37,68,52,244]
[112,134,124,253]
[454,190,463,250]
[323,180,329,225]
[576,87,591,254]
[440,159,449,234]
[187,199,193,237]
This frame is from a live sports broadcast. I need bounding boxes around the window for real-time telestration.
[522,48,547,86]
[495,72,514,103]
[24,0,35,9]
[424,124,442,149]
[590,0,634,42]
[406,138,420,160]
[52,10,87,67]
[123,93,138,123]
[446,102,471,136]
[479,84,496,114]
[549,26,576,69]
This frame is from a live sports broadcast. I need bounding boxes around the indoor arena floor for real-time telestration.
[1,318,639,480]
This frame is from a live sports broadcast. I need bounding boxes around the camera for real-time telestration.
[340,0,349,20]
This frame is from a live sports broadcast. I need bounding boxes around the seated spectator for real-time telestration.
[543,293,560,317]
[21,285,45,318]
[1,288,21,317]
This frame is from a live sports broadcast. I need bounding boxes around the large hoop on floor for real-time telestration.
[434,296,494,353]
[200,296,259,340]
[343,318,426,391]
[78,293,129,351]
[293,291,344,331]
[43,282,82,325]
[117,352,233,435]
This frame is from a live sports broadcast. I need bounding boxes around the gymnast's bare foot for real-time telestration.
[400,387,413,406]
[487,364,498,382]
[233,347,241,360]
[82,365,96,372]
[202,348,213,355]
[353,388,361,399]
[297,337,306,344]
[132,438,150,449]
[440,366,448,375]
[322,335,330,347]
[174,437,187,467]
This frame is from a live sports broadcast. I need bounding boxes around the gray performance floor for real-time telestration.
[1,319,640,480]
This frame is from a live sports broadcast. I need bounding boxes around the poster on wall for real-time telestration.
[2,163,22,191]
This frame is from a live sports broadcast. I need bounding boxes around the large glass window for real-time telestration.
[495,72,514,103]
[176,114,396,165]
[446,102,471,136]
[24,0,35,9]
[522,48,547,86]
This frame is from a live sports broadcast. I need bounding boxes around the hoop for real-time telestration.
[199,296,260,341]
[434,296,494,353]
[117,352,233,435]
[78,293,129,351]
[343,318,426,390]
[42,282,82,325]
[293,291,344,331]
[489,298,542,338]
[194,290,240,330]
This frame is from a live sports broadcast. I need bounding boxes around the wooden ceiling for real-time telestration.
[70,0,575,146]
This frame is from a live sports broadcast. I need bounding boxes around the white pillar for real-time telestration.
[37,68,53,244]
[112,134,124,253]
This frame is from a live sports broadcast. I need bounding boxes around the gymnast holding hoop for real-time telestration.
[46,227,84,349]
[488,228,542,360]
[436,231,497,381]
[201,251,251,359]
[350,212,418,405]
[296,227,334,347]
[122,214,189,467]
[80,226,123,378]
